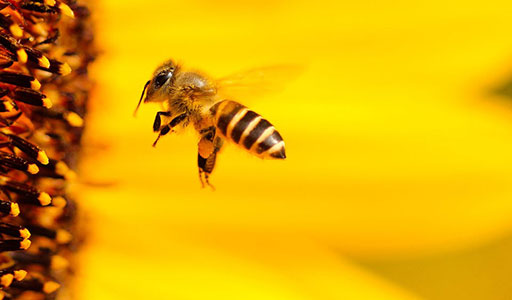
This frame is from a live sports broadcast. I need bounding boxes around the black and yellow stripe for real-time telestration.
[211,100,286,159]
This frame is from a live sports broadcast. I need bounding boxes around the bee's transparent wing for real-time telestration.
[215,64,304,102]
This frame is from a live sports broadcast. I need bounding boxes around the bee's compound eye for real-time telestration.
[153,72,170,88]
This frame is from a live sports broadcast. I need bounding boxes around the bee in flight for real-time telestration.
[135,59,287,187]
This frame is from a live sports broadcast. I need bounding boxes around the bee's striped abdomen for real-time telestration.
[211,100,286,159]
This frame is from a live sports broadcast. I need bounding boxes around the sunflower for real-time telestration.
[2,0,510,299]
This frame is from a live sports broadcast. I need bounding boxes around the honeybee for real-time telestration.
[135,59,289,187]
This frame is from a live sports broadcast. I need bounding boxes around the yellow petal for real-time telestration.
[83,0,512,299]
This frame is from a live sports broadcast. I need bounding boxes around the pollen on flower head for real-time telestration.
[0,0,95,298]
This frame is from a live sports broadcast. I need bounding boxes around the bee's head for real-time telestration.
[134,59,178,116]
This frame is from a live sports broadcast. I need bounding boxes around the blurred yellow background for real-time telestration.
[75,0,512,299]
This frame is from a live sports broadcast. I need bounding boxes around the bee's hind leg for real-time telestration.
[197,131,223,189]
[198,154,215,189]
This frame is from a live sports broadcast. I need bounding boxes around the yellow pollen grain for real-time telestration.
[56,229,72,244]
[39,56,50,68]
[65,112,83,127]
[16,49,27,63]
[1,274,13,287]
[43,281,61,294]
[37,150,49,165]
[59,63,72,76]
[38,192,52,206]
[19,228,31,239]
[0,129,13,135]
[13,270,26,281]
[51,196,67,208]
[59,3,74,18]
[42,96,52,109]
[51,255,69,270]
[44,0,56,7]
[64,170,77,180]
[31,23,47,36]
[4,101,14,112]
[55,161,69,175]
[27,163,39,174]
[20,239,30,250]
[0,290,4,300]
[30,79,41,91]
[9,24,22,38]
[10,203,19,217]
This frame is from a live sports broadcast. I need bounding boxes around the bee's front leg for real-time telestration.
[152,111,171,132]
[152,113,188,147]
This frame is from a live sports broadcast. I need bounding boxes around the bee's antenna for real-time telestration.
[134,80,150,117]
